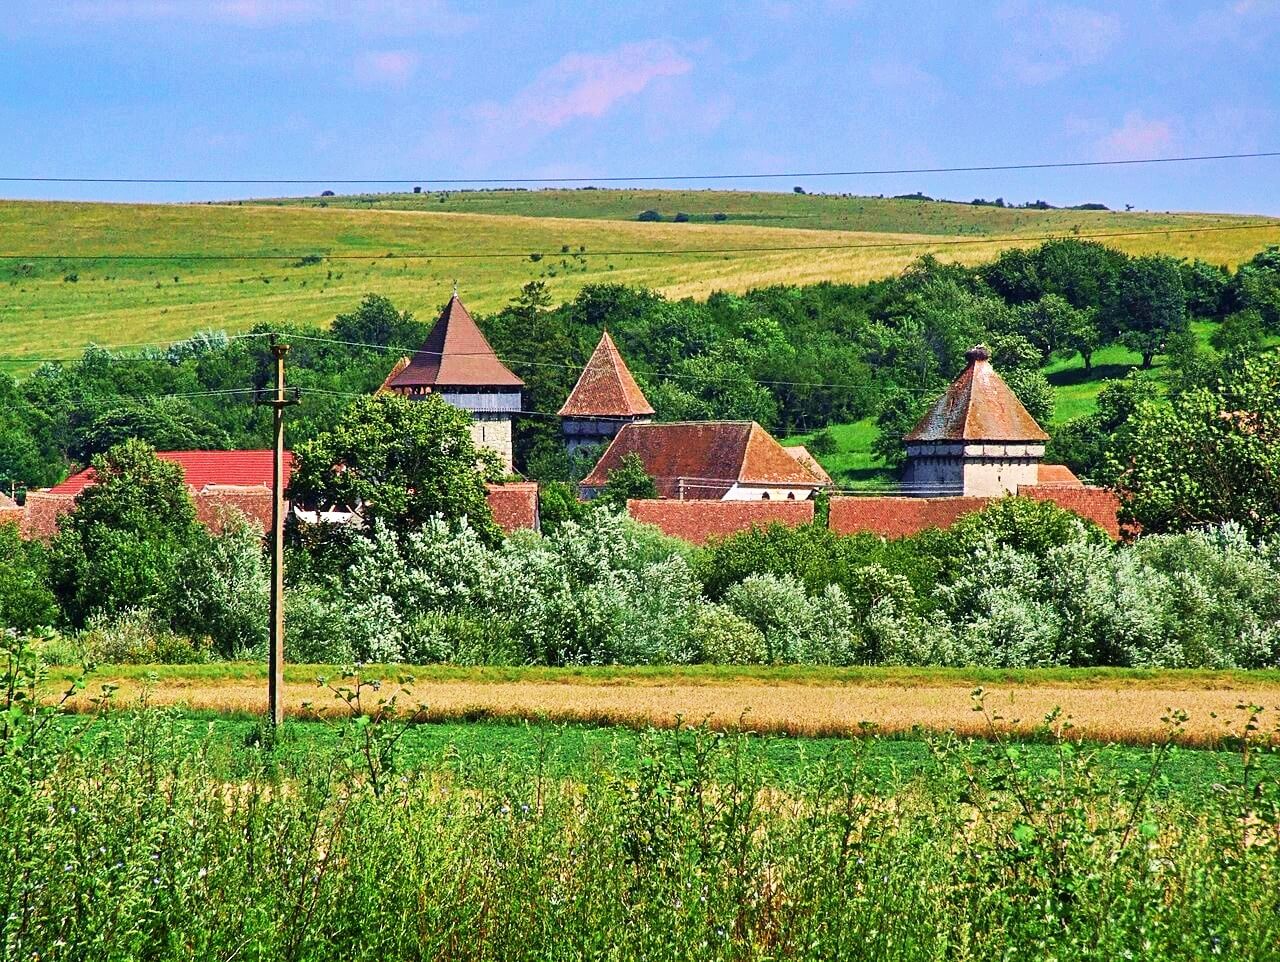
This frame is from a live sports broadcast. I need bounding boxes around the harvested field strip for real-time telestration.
[65,665,1280,749]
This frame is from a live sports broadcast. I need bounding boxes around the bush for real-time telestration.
[673,212,690,223]
[807,428,838,455]
[636,209,662,222]
[0,522,58,631]
[723,574,857,664]
[80,608,211,664]
[688,604,768,664]
[172,518,269,657]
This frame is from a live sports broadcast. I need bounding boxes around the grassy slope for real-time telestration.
[3,194,1278,375]
[254,188,1274,237]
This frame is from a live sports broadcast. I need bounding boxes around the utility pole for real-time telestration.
[265,336,299,727]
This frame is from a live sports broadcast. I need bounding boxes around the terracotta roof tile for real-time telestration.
[485,481,540,533]
[558,331,654,417]
[377,356,411,393]
[387,295,523,390]
[48,450,293,495]
[828,496,992,539]
[1017,484,1125,539]
[782,445,832,484]
[627,498,813,543]
[906,346,1048,443]
[1036,463,1082,486]
[19,492,76,541]
[581,422,825,499]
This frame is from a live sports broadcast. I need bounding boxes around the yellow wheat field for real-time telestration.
[69,670,1280,748]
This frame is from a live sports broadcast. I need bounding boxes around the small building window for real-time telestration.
[761,491,771,500]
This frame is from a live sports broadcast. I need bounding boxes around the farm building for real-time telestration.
[902,345,1051,497]
[580,421,829,501]
[20,449,539,538]
[558,330,654,455]
[379,293,523,471]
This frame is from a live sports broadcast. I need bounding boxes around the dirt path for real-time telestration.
[72,672,1280,747]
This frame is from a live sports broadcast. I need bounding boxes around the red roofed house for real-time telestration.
[45,450,290,534]
[379,293,523,471]
[580,421,828,501]
[903,345,1051,497]
[558,330,655,456]
[485,481,540,533]
[827,345,1122,540]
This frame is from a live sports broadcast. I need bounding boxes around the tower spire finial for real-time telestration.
[452,278,458,299]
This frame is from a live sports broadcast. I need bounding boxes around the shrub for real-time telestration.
[807,428,838,455]
[673,212,690,223]
[688,603,768,664]
[636,209,661,222]
[0,522,58,631]
[172,518,269,658]
[80,608,211,664]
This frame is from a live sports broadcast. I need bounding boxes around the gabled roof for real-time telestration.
[905,346,1049,443]
[48,450,294,495]
[386,294,523,390]
[486,481,540,533]
[558,331,654,417]
[782,445,832,485]
[581,421,826,500]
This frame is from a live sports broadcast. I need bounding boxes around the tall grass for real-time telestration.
[3,660,1278,959]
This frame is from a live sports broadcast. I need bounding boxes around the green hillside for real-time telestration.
[251,187,1274,237]
[3,195,1278,375]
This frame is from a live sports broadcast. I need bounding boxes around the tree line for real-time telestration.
[2,240,1278,495]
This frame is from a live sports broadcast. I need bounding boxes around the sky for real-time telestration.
[1,0,1278,213]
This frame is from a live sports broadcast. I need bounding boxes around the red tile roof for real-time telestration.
[1036,463,1082,486]
[906,346,1048,443]
[558,330,654,417]
[581,422,826,499]
[829,496,993,539]
[48,450,293,495]
[0,494,22,529]
[195,486,274,533]
[1018,484,1124,539]
[377,356,411,393]
[485,481,540,533]
[782,445,832,484]
[386,294,523,390]
[19,492,76,541]
[628,498,813,543]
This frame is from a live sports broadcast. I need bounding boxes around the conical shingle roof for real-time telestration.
[387,295,523,390]
[905,346,1049,443]
[558,331,654,417]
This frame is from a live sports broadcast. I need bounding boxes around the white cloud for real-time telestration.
[353,49,420,88]
[1095,111,1176,160]
[1000,2,1121,83]
[45,0,476,32]
[473,41,693,133]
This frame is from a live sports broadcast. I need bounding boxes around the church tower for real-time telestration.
[381,293,523,471]
[902,346,1048,497]
[558,330,655,456]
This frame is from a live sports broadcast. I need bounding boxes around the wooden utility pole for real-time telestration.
[266,337,298,727]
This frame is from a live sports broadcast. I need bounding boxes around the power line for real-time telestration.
[3,220,1279,263]
[2,150,1277,185]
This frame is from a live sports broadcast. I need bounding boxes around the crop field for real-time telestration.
[3,194,1279,375]
[62,663,1280,749]
[9,688,1280,958]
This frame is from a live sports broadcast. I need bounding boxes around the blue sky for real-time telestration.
[1,0,1278,212]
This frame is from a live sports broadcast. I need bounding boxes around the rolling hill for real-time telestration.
[2,191,1278,375]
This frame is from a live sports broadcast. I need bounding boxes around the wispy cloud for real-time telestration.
[473,40,693,133]
[1095,111,1175,160]
[46,0,476,32]
[1000,2,1121,83]
[353,49,420,88]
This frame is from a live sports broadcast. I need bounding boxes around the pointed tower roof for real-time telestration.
[905,346,1049,443]
[386,294,523,390]
[558,330,655,417]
